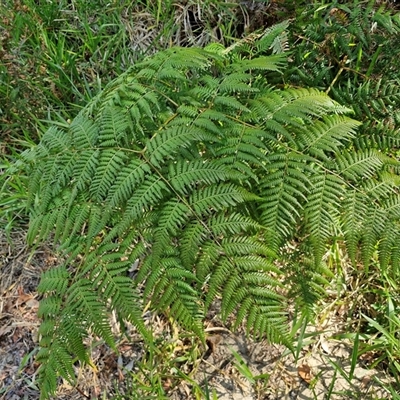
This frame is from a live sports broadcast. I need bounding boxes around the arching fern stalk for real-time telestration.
[24,21,400,398]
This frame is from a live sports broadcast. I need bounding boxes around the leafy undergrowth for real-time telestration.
[0,0,293,236]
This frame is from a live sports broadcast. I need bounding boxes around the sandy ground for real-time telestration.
[0,229,395,399]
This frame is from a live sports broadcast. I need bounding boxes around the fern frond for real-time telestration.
[66,279,115,348]
[341,189,369,263]
[219,72,259,94]
[27,23,397,398]
[122,175,168,220]
[156,199,190,236]
[89,149,128,201]
[98,106,129,147]
[286,256,332,319]
[37,343,75,400]
[149,260,204,337]
[245,303,290,345]
[360,206,387,267]
[70,114,98,148]
[304,172,344,264]
[180,221,207,269]
[213,125,269,177]
[106,158,150,207]
[147,125,204,168]
[229,55,286,73]
[213,95,251,112]
[60,202,91,243]
[189,184,252,216]
[259,152,312,247]
[254,88,350,125]
[336,149,385,181]
[37,265,70,294]
[378,221,400,271]
[40,125,72,152]
[73,149,100,191]
[35,154,74,211]
[297,115,360,161]
[168,160,227,196]
[209,213,262,236]
[256,20,290,54]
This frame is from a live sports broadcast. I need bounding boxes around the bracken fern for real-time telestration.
[23,21,400,399]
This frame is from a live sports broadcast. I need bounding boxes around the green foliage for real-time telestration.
[0,0,282,234]
[23,18,400,398]
[285,1,400,391]
[286,1,400,264]
[287,1,400,153]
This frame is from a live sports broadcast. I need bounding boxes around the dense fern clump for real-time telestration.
[24,21,400,398]
[286,1,400,267]
[287,1,400,158]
